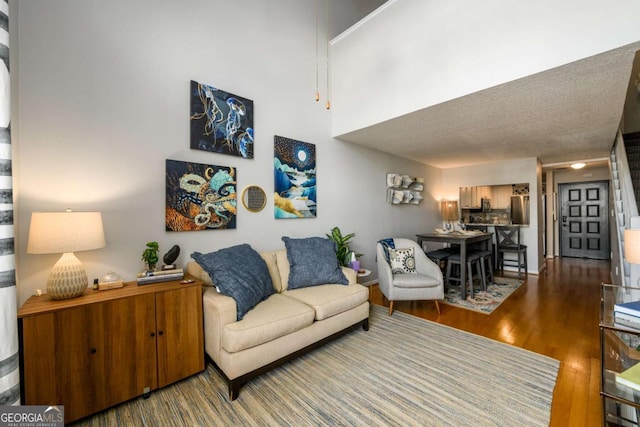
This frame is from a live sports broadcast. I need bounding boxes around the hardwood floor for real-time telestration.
[368,256,607,427]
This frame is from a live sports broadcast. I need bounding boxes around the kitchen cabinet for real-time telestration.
[460,186,491,208]
[491,185,513,209]
[19,279,204,424]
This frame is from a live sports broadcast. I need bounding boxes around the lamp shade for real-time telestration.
[27,211,105,300]
[27,211,105,254]
[625,229,640,264]
[441,200,460,221]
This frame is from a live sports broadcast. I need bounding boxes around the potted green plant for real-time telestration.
[327,226,363,267]
[141,241,159,271]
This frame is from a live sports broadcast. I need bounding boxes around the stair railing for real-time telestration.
[612,129,639,286]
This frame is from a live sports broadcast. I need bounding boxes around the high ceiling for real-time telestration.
[334,42,640,170]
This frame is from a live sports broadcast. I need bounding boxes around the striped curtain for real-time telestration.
[0,0,19,406]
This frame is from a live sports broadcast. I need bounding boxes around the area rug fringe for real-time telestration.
[77,305,559,427]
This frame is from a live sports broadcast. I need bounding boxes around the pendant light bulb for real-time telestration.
[325,100,331,110]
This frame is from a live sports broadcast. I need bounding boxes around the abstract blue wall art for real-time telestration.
[190,80,254,159]
[274,135,317,219]
[166,159,237,231]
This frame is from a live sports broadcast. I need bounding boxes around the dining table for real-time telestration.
[416,230,493,301]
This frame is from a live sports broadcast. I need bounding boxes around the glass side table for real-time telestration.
[600,284,640,426]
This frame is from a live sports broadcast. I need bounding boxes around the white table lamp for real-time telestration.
[27,211,105,300]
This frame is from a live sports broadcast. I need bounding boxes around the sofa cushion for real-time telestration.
[272,249,288,292]
[222,293,315,353]
[389,247,417,274]
[260,251,283,293]
[192,244,275,320]
[393,273,442,288]
[284,284,369,321]
[282,236,348,289]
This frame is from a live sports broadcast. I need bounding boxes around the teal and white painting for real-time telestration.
[274,135,316,219]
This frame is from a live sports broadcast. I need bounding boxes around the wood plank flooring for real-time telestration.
[368,256,607,427]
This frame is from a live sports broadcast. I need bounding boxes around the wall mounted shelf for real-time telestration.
[386,173,423,205]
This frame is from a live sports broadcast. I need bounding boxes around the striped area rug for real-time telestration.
[78,305,559,426]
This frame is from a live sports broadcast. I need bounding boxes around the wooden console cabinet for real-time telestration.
[18,278,204,424]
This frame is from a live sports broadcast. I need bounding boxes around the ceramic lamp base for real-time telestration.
[46,252,88,300]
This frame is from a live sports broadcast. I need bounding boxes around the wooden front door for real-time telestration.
[559,181,609,259]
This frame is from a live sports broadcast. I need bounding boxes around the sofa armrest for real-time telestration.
[186,261,213,286]
[341,266,357,284]
[203,288,237,359]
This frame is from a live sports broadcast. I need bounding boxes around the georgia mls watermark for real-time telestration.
[0,406,63,427]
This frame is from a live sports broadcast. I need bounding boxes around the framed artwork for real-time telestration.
[190,80,254,159]
[274,135,316,219]
[166,159,237,231]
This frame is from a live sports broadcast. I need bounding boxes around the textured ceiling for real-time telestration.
[335,42,640,170]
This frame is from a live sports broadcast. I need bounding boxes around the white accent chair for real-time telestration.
[376,238,444,315]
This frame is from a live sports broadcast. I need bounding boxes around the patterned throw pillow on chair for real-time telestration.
[389,247,417,274]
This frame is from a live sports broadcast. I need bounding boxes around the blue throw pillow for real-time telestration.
[282,236,348,289]
[192,244,275,320]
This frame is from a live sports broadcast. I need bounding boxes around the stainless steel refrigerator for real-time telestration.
[510,195,530,225]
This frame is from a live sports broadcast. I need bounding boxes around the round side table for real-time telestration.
[357,268,371,285]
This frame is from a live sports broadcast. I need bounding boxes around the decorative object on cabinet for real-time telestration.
[162,244,181,270]
[385,173,423,205]
[440,200,460,231]
[165,159,237,231]
[141,241,159,271]
[26,210,105,300]
[190,80,254,158]
[137,268,184,286]
[274,135,316,219]
[18,278,204,424]
[241,185,267,212]
[97,271,124,290]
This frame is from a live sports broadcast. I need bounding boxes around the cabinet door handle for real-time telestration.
[150,332,155,337]
[90,348,97,354]
[158,330,164,336]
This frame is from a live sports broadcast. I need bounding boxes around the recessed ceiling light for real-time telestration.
[570,162,586,169]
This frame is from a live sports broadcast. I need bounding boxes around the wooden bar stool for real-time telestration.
[445,252,483,299]
[425,249,451,274]
[471,249,494,289]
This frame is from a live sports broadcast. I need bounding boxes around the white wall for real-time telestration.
[12,0,442,305]
[331,0,640,137]
[442,158,540,273]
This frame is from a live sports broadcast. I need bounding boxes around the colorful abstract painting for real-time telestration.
[274,135,316,219]
[166,159,237,231]
[190,80,254,159]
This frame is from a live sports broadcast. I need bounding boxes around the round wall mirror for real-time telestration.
[241,185,267,212]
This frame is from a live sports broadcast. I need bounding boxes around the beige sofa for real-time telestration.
[186,248,370,400]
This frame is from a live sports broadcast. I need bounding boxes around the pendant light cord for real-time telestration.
[315,0,320,102]
[325,0,330,110]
